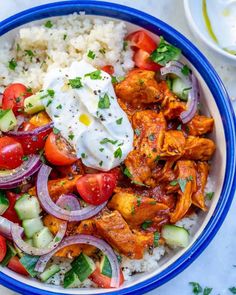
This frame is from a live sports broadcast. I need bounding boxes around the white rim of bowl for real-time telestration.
[183,0,236,61]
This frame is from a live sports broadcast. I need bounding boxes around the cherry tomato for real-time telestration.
[2,83,31,115]
[90,267,124,288]
[101,65,114,75]
[126,30,158,54]
[0,235,7,263]
[76,173,116,205]
[45,132,77,166]
[2,192,21,224]
[7,256,29,276]
[0,137,23,169]
[134,49,161,71]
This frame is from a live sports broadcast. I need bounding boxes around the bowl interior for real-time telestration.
[0,3,233,295]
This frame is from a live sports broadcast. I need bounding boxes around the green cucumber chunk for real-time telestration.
[14,194,41,220]
[100,255,112,278]
[24,92,45,114]
[162,224,189,248]
[0,109,17,132]
[1,243,17,266]
[171,77,190,101]
[20,255,39,277]
[0,190,9,215]
[71,253,96,282]
[22,217,44,239]
[25,239,34,246]
[39,265,60,282]
[64,269,80,288]
[32,227,53,248]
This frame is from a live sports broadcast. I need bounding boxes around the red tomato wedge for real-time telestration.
[7,256,29,276]
[45,132,77,166]
[101,65,114,75]
[2,83,31,115]
[134,49,161,71]
[76,173,117,205]
[90,267,124,288]
[0,136,24,169]
[0,235,7,263]
[126,30,158,54]
[2,192,21,224]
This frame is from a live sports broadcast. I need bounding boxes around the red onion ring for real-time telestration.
[36,164,107,222]
[57,194,81,211]
[35,234,120,288]
[0,216,14,240]
[6,122,53,137]
[0,155,42,189]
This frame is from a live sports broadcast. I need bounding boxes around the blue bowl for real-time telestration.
[0,1,235,295]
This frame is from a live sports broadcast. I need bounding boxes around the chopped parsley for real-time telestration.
[114,147,122,159]
[47,89,55,98]
[229,287,236,294]
[141,220,153,230]
[26,87,33,93]
[22,155,29,161]
[131,206,135,215]
[136,196,142,207]
[81,153,87,159]
[16,43,21,51]
[68,133,74,141]
[189,282,202,295]
[44,20,53,28]
[150,36,181,66]
[154,232,160,247]
[148,133,155,141]
[206,192,214,200]
[53,127,60,135]
[87,50,96,60]
[170,176,193,193]
[155,155,161,163]
[8,58,17,71]
[111,76,118,84]
[98,93,110,109]
[24,50,35,62]
[203,287,213,295]
[26,102,33,108]
[123,167,132,178]
[131,180,149,187]
[46,99,52,107]
[134,128,141,136]
[99,148,104,152]
[63,34,67,40]
[68,77,83,89]
[177,124,182,131]
[56,104,62,110]
[85,70,102,80]
[123,41,128,51]
[100,138,118,145]
[181,64,191,76]
[116,117,123,125]
[166,77,173,90]
[99,161,103,167]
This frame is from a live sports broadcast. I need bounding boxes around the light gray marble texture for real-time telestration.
[0,1,235,295]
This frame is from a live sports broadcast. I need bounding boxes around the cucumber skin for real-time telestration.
[24,93,45,115]
[39,265,60,282]
[1,243,17,267]
[100,255,112,278]
[64,269,80,288]
[171,77,189,101]
[162,224,189,248]
[14,194,41,220]
[20,255,39,277]
[0,191,9,215]
[22,217,44,239]
[71,253,95,282]
[0,109,17,132]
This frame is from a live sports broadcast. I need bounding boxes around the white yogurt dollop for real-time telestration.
[42,60,133,171]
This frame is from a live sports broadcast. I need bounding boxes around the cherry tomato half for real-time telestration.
[126,30,158,54]
[8,256,29,276]
[76,173,117,205]
[0,235,7,263]
[0,136,23,169]
[134,49,161,71]
[45,132,77,166]
[2,192,21,224]
[101,65,114,76]
[2,83,31,115]
[90,267,124,288]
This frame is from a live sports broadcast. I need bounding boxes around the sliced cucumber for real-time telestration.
[64,269,80,288]
[100,255,112,278]
[20,255,39,277]
[25,239,34,246]
[24,92,45,114]
[0,190,9,215]
[39,265,60,282]
[162,224,189,248]
[22,217,44,239]
[71,253,96,282]
[32,227,53,248]
[0,109,17,132]
[14,194,41,220]
[172,77,190,101]
[1,243,17,266]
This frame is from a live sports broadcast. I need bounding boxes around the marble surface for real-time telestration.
[0,1,235,295]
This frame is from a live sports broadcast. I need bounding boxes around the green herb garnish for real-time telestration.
[44,20,53,28]
[148,133,155,141]
[24,50,35,62]
[189,282,202,295]
[114,147,122,159]
[85,70,102,80]
[154,232,160,247]
[134,128,141,136]
[141,220,153,230]
[87,50,96,60]
[123,167,132,178]
[8,58,17,71]
[98,93,110,109]
[123,41,128,51]
[229,287,236,294]
[68,133,74,141]
[181,65,190,76]
[116,117,123,125]
[100,138,118,145]
[53,127,60,135]
[206,192,214,200]
[203,287,213,295]
[99,161,103,167]
[170,176,193,193]
[56,104,62,110]
[22,155,29,161]
[68,77,83,89]
[63,34,67,40]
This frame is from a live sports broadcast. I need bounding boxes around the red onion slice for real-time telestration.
[11,221,67,256]
[0,155,42,189]
[6,122,53,137]
[0,216,14,240]
[35,234,120,288]
[36,164,107,221]
[57,194,81,211]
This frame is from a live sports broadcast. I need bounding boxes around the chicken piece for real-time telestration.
[170,160,197,223]
[152,161,176,184]
[95,210,152,259]
[108,192,169,226]
[161,96,186,120]
[160,130,186,159]
[115,69,173,106]
[28,175,81,202]
[133,230,155,250]
[183,136,216,161]
[186,115,214,136]
[29,111,51,127]
[192,162,209,211]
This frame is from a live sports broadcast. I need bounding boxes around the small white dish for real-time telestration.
[183,0,236,64]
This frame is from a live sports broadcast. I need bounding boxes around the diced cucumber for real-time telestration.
[100,255,112,278]
[64,269,80,288]
[20,255,39,277]
[0,109,17,132]
[24,92,45,114]
[32,227,53,248]
[14,244,23,258]
[71,253,96,282]
[0,190,9,215]
[162,224,189,248]
[14,194,41,220]
[25,239,34,246]
[1,243,17,266]
[39,265,60,282]
[22,217,44,239]
[172,77,190,101]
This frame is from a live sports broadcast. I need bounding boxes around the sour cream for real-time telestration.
[42,60,134,171]
[203,0,236,54]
